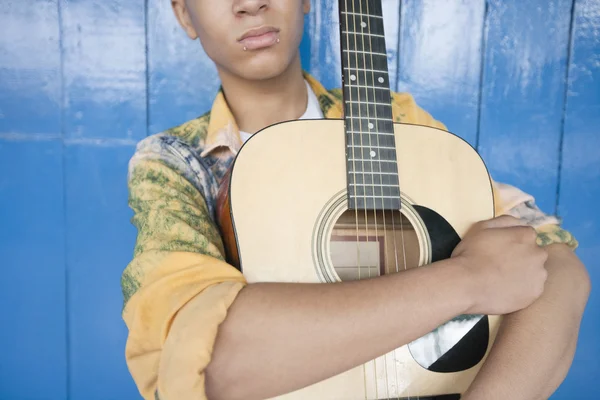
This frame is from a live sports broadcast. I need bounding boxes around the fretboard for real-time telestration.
[339,0,401,211]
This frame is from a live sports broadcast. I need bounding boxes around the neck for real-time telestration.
[217,53,307,134]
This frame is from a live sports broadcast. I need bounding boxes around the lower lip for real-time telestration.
[239,31,279,51]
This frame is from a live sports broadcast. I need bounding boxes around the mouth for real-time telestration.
[238,26,280,51]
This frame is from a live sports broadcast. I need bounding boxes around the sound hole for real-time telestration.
[328,207,487,373]
[330,209,419,281]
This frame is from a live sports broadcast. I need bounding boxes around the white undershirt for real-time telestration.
[239,80,324,143]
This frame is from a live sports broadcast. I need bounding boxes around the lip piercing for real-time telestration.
[276,38,280,43]
[243,46,247,51]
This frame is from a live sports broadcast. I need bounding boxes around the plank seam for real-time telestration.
[556,0,578,217]
[475,0,489,151]
[144,0,150,137]
[56,0,71,397]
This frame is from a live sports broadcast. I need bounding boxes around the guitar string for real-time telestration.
[349,0,378,397]
[361,1,401,398]
[342,1,368,398]
[355,0,390,398]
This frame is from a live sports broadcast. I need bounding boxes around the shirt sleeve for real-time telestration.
[390,91,578,250]
[492,181,578,249]
[121,135,247,400]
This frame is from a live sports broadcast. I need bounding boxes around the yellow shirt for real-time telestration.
[122,73,577,400]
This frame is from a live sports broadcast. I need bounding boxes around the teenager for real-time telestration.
[121,1,590,399]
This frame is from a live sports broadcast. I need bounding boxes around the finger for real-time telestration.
[481,215,528,230]
[494,224,539,244]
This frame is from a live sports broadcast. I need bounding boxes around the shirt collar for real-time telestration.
[201,72,342,157]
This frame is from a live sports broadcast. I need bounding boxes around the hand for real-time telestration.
[452,215,548,315]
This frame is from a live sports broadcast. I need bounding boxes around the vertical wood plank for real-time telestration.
[0,0,61,136]
[60,0,146,140]
[478,0,573,214]
[397,0,486,145]
[304,0,400,90]
[0,1,67,398]
[60,0,146,397]
[65,144,139,400]
[147,0,220,134]
[553,0,600,398]
[0,140,67,400]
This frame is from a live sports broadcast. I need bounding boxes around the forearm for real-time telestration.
[463,244,590,400]
[206,258,473,400]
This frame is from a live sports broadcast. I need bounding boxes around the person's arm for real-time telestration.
[121,135,248,400]
[460,183,589,400]
[204,216,548,400]
[205,259,469,400]
[462,243,590,400]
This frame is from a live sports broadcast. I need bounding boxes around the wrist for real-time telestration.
[445,255,480,315]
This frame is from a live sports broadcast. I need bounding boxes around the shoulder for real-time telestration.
[146,110,212,154]
[128,111,220,218]
[129,111,212,171]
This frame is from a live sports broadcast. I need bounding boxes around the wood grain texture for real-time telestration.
[60,0,147,140]
[397,0,486,147]
[478,0,573,215]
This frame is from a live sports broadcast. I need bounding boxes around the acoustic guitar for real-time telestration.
[217,0,501,398]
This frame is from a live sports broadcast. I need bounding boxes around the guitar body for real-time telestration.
[220,119,501,399]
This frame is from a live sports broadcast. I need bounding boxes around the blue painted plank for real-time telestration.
[553,0,600,398]
[397,0,485,146]
[303,0,400,91]
[64,144,139,400]
[60,0,146,140]
[0,0,61,136]
[0,139,67,400]
[478,0,573,214]
[147,0,220,134]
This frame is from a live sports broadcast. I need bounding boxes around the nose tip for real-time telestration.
[234,0,269,16]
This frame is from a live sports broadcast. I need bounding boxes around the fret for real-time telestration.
[345,122,395,134]
[341,11,383,19]
[344,67,388,74]
[347,131,394,138]
[346,134,396,151]
[347,161,399,175]
[350,183,400,188]
[345,79,390,92]
[341,33,387,51]
[346,116,394,123]
[348,161,399,172]
[345,56,386,71]
[349,195,400,199]
[350,199,402,211]
[347,144,395,150]
[346,84,389,90]
[348,173,399,186]
[349,158,396,163]
[343,49,388,57]
[346,144,396,153]
[349,171,397,175]
[344,88,392,107]
[341,30,385,38]
[347,100,391,107]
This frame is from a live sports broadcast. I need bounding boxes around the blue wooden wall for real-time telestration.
[0,0,598,398]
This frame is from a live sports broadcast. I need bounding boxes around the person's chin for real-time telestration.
[238,53,295,81]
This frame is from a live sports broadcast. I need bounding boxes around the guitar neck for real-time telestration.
[339,0,401,211]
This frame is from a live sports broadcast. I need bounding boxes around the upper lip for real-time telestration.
[238,26,280,41]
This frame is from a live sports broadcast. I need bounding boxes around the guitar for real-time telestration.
[216,0,501,398]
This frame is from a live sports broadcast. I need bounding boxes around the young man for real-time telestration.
[121,1,590,399]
